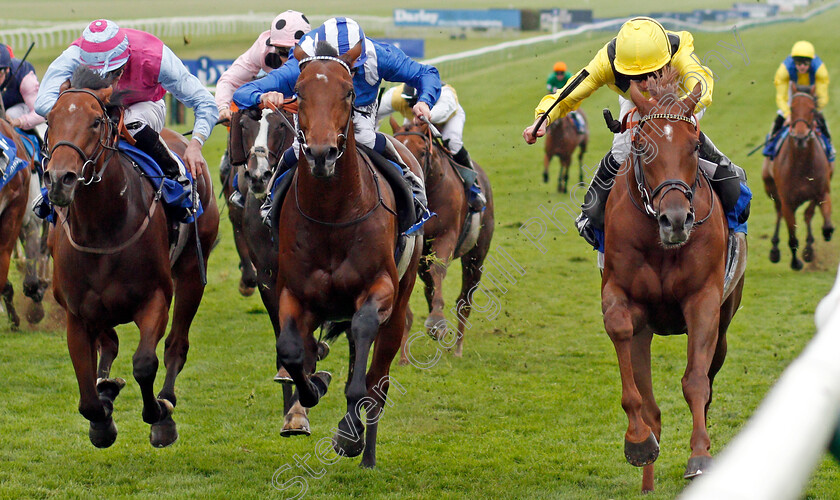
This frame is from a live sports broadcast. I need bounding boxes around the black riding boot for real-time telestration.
[452,147,486,212]
[771,114,785,137]
[260,147,299,226]
[817,112,836,158]
[133,125,190,192]
[699,131,749,222]
[575,152,621,248]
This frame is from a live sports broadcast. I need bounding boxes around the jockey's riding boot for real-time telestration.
[771,114,785,137]
[228,188,245,209]
[260,147,299,226]
[817,112,836,158]
[576,152,621,249]
[377,133,430,222]
[133,125,192,195]
[452,147,486,212]
[699,131,748,218]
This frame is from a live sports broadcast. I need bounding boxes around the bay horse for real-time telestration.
[543,110,588,193]
[273,41,421,468]
[391,118,494,359]
[44,67,219,448]
[220,147,258,296]
[601,70,745,491]
[0,119,32,329]
[762,83,833,270]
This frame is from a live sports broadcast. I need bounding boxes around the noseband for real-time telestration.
[630,113,713,226]
[296,55,355,162]
[44,89,119,186]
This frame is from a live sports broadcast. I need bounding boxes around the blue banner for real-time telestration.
[377,38,425,59]
[394,9,521,29]
[182,56,235,87]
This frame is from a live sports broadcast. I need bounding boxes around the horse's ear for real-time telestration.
[682,82,703,116]
[293,45,306,65]
[629,81,651,116]
[97,87,114,104]
[389,116,401,134]
[228,109,248,166]
[339,41,363,69]
[59,79,71,93]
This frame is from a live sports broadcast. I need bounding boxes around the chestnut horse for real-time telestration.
[762,84,833,270]
[391,119,494,359]
[272,41,421,468]
[601,71,745,491]
[543,111,588,193]
[0,120,32,329]
[44,68,219,448]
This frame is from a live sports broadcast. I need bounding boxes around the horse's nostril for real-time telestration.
[686,212,695,226]
[62,172,78,186]
[262,170,273,181]
[658,214,671,228]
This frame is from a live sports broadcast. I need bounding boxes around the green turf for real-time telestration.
[2,5,840,500]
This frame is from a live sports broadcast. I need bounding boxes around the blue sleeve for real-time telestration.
[158,45,218,140]
[35,46,81,118]
[374,41,441,108]
[232,57,300,109]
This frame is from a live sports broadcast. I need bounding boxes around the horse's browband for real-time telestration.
[638,113,696,129]
[299,55,351,75]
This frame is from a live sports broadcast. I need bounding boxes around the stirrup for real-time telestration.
[468,187,486,212]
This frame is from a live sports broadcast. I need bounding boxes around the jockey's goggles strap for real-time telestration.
[299,55,351,75]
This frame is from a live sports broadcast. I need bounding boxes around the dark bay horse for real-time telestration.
[762,84,833,270]
[601,71,745,491]
[273,41,421,468]
[391,119,494,360]
[543,111,588,193]
[220,146,258,296]
[0,119,32,329]
[44,68,219,448]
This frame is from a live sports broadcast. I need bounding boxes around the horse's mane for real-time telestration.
[645,65,680,102]
[314,40,339,57]
[69,66,128,106]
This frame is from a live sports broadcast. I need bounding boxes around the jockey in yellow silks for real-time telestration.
[523,17,749,248]
[763,40,833,167]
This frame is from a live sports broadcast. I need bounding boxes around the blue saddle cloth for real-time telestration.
[14,128,42,166]
[0,132,29,191]
[34,140,202,224]
[591,180,752,253]
[763,126,835,162]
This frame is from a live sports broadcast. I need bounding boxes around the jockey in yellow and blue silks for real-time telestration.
[763,41,833,164]
[522,17,750,249]
[233,16,441,221]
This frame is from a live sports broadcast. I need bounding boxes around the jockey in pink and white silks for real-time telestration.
[233,17,441,222]
[216,10,311,208]
[35,19,218,193]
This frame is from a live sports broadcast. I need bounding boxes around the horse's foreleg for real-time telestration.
[19,216,46,324]
[819,190,834,241]
[631,329,660,493]
[418,246,434,314]
[542,154,550,183]
[231,216,257,297]
[578,139,588,184]
[399,305,413,365]
[681,291,722,479]
[1,281,19,330]
[781,202,802,270]
[423,237,454,338]
[602,289,658,468]
[276,289,326,409]
[333,274,395,459]
[452,240,491,358]
[803,200,817,262]
[132,290,175,447]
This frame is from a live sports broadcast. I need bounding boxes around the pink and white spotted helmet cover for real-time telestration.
[78,19,130,74]
[267,10,311,48]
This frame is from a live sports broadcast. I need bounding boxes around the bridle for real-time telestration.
[243,108,296,172]
[629,112,714,226]
[393,127,435,175]
[43,88,120,186]
[789,92,817,143]
[296,55,355,163]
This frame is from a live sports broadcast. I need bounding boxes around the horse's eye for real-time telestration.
[694,141,701,152]
[92,118,102,128]
[346,90,353,100]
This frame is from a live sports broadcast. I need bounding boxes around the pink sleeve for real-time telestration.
[16,72,46,129]
[215,32,270,110]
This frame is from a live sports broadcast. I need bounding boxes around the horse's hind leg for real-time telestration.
[781,202,803,270]
[96,328,119,379]
[542,154,550,183]
[819,190,834,241]
[19,215,46,324]
[422,236,455,337]
[1,281,19,330]
[802,200,816,263]
[578,139,588,184]
[399,305,414,365]
[67,314,120,448]
[452,239,491,358]
[158,270,205,408]
[558,157,570,193]
[132,290,175,447]
[631,329,660,493]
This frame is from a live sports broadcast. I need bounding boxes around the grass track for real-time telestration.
[1,3,840,499]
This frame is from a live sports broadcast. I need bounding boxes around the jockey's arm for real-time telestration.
[158,45,219,177]
[815,63,830,111]
[232,57,299,110]
[669,31,714,114]
[773,63,791,118]
[429,86,458,124]
[215,34,268,118]
[534,44,611,125]
[376,41,441,121]
[14,71,46,129]
[34,45,80,118]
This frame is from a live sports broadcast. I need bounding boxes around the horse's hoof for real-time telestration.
[791,258,804,271]
[238,279,255,297]
[424,315,447,337]
[281,410,311,437]
[769,248,781,263]
[25,301,44,324]
[316,341,330,361]
[359,457,376,469]
[89,418,118,448]
[150,399,178,448]
[803,246,814,263]
[624,432,660,467]
[332,428,365,458]
[273,367,293,384]
[824,226,834,241]
[312,371,332,395]
[96,377,127,402]
[684,455,713,479]
[542,172,549,183]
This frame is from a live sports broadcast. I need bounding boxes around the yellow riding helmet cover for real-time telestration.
[791,40,815,59]
[614,17,671,75]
